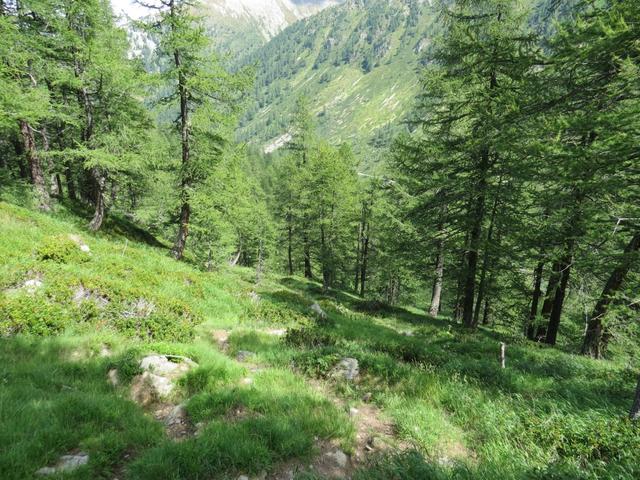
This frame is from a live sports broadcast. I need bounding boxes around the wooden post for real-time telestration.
[499,342,506,369]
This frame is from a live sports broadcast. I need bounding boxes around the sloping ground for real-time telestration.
[1,201,639,479]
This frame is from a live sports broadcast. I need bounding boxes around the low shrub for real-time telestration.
[35,235,88,264]
[0,294,68,336]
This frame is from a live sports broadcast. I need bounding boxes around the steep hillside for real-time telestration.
[201,0,342,60]
[1,198,638,479]
[236,0,433,153]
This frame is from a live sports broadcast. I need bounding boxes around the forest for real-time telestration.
[1,0,640,479]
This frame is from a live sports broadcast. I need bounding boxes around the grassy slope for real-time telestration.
[1,199,639,479]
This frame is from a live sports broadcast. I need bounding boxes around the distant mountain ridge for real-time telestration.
[198,0,342,61]
[202,0,342,40]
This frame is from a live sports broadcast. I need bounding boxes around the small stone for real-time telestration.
[139,354,195,377]
[164,404,187,427]
[36,453,89,476]
[122,298,155,319]
[332,357,359,381]
[248,291,261,303]
[310,302,327,319]
[349,407,359,417]
[236,351,255,362]
[130,371,173,406]
[240,377,253,386]
[238,475,249,480]
[324,448,348,469]
[362,392,372,402]
[68,234,90,253]
[107,369,119,387]
[23,278,43,294]
[265,328,287,336]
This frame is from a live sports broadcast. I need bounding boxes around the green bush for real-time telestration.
[35,235,88,264]
[527,414,640,465]
[111,298,198,342]
[0,294,68,336]
[251,298,310,326]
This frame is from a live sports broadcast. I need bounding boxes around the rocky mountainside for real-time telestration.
[200,0,342,60]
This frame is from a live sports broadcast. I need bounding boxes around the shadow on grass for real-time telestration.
[61,201,168,250]
[0,336,161,480]
[264,276,636,415]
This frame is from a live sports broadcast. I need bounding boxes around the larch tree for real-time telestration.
[137,0,250,259]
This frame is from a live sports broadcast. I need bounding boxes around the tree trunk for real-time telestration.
[482,295,491,325]
[544,247,573,345]
[526,261,545,339]
[12,136,28,179]
[40,126,59,198]
[536,260,561,340]
[582,232,640,358]
[19,120,50,211]
[354,219,362,291]
[453,236,469,322]
[429,238,444,317]
[462,148,489,327]
[287,215,294,275]
[630,375,640,421]
[359,221,370,297]
[473,195,498,326]
[303,231,312,278]
[170,9,192,259]
[172,202,190,260]
[65,166,77,201]
[88,168,106,231]
[321,224,330,293]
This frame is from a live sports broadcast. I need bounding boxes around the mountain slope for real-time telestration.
[201,0,342,60]
[236,0,433,154]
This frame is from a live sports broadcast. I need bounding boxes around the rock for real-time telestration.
[107,369,119,387]
[310,302,327,319]
[130,355,196,406]
[73,285,109,308]
[68,234,90,253]
[264,328,287,337]
[240,377,254,386]
[212,330,230,348]
[131,371,174,406]
[36,453,89,476]
[99,345,112,357]
[23,278,43,293]
[332,357,359,381]
[349,407,359,417]
[164,404,187,427]
[139,354,194,377]
[400,330,414,337]
[122,298,155,319]
[238,476,249,480]
[236,351,255,362]
[248,291,260,303]
[325,448,349,469]
[362,392,372,402]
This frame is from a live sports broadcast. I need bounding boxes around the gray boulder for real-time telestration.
[36,453,89,476]
[332,357,359,381]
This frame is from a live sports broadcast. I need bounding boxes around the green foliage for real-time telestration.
[0,294,67,336]
[36,235,88,264]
